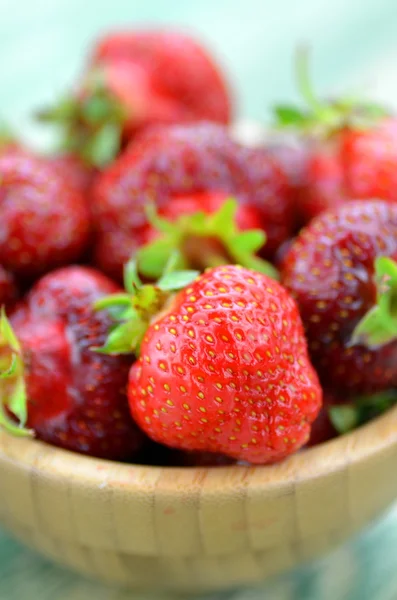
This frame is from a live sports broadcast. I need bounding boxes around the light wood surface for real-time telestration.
[1,405,397,592]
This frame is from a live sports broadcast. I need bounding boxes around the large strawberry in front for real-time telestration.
[98,264,321,464]
[92,122,292,280]
[0,266,145,459]
[281,200,397,394]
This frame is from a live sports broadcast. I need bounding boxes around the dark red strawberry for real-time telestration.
[39,30,232,166]
[98,264,321,464]
[0,266,145,459]
[306,391,341,446]
[0,266,18,310]
[0,151,90,278]
[92,122,292,280]
[281,200,397,394]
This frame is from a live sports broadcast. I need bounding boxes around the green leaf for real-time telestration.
[84,122,121,168]
[231,230,265,255]
[158,270,199,291]
[350,257,397,348]
[137,238,183,280]
[207,198,238,238]
[329,405,360,434]
[93,320,144,355]
[123,260,142,295]
[273,105,308,127]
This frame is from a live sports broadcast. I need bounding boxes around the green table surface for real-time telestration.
[2,0,397,598]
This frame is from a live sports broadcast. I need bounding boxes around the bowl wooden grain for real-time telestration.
[1,406,397,593]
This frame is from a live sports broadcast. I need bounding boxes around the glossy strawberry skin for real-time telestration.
[89,30,232,135]
[128,265,322,464]
[281,200,397,394]
[300,119,397,223]
[92,122,293,280]
[0,265,18,309]
[10,266,144,460]
[0,152,90,278]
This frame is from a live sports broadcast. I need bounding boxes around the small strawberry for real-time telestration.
[281,200,397,394]
[0,266,145,459]
[39,30,232,166]
[0,266,18,310]
[92,122,292,280]
[0,150,90,278]
[97,263,321,464]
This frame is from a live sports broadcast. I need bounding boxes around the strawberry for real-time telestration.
[306,391,341,447]
[274,52,396,224]
[0,266,18,310]
[39,30,232,166]
[92,122,292,280]
[281,200,397,394]
[0,150,91,278]
[97,263,321,464]
[0,266,145,459]
[50,153,95,194]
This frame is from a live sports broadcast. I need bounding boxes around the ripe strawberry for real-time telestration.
[0,266,18,309]
[98,264,321,464]
[39,30,232,166]
[0,150,90,278]
[0,266,145,459]
[274,53,396,224]
[92,122,292,280]
[298,117,397,223]
[50,154,95,194]
[281,200,397,394]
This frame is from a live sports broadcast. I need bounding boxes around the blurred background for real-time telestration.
[2,0,397,145]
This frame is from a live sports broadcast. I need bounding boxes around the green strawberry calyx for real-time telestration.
[93,254,199,355]
[350,257,397,349]
[330,389,397,434]
[0,308,32,437]
[137,198,279,281]
[273,47,389,136]
[37,68,126,168]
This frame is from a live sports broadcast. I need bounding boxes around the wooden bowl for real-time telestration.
[0,406,397,593]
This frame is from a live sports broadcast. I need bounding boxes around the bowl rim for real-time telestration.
[1,403,397,493]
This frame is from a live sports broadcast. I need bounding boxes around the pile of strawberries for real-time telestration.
[0,31,396,467]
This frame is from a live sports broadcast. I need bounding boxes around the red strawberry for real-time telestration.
[0,266,18,309]
[0,150,90,278]
[281,200,397,394]
[98,264,321,464]
[298,118,397,223]
[39,30,232,166]
[273,53,396,224]
[50,153,95,194]
[0,266,145,459]
[92,122,292,280]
